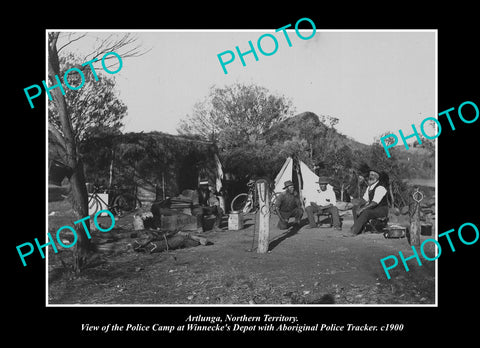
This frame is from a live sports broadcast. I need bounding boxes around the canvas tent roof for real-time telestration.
[274,157,321,207]
[274,157,360,212]
[273,156,295,194]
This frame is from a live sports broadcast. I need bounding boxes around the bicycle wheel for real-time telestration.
[126,194,142,210]
[231,193,252,213]
[113,194,141,217]
[87,194,100,215]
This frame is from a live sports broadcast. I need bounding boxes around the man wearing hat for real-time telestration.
[274,180,303,229]
[304,176,342,230]
[349,169,388,235]
[192,180,223,232]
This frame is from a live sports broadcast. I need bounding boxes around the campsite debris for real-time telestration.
[383,224,407,239]
[177,231,209,246]
[132,210,156,230]
[133,214,144,230]
[169,196,193,210]
[93,226,211,255]
[159,211,198,232]
[131,230,204,253]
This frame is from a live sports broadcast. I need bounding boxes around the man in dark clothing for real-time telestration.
[150,199,171,228]
[349,170,388,236]
[191,182,223,232]
[275,180,303,229]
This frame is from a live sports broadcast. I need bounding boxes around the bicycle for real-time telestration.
[230,180,279,214]
[87,184,142,217]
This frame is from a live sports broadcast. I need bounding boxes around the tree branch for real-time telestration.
[57,33,88,53]
[82,33,151,63]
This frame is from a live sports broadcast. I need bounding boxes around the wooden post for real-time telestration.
[256,179,270,253]
[410,205,421,246]
[409,189,423,246]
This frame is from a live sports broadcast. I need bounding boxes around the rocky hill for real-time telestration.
[264,111,435,180]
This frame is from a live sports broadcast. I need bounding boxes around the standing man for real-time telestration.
[349,169,388,236]
[304,176,342,230]
[274,180,304,229]
[192,181,223,232]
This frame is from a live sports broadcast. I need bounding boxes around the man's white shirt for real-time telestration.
[304,184,336,206]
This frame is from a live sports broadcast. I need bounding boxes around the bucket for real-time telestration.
[228,211,244,230]
[383,224,406,239]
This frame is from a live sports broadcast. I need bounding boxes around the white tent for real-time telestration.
[273,157,320,207]
[299,160,321,203]
[273,157,295,194]
[274,156,353,211]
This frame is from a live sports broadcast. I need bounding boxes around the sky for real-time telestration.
[55,30,436,145]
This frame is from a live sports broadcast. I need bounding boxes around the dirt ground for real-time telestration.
[47,198,436,305]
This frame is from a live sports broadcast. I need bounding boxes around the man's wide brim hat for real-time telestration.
[283,180,294,189]
[316,176,329,184]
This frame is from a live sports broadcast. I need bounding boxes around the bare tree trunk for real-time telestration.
[48,32,147,272]
[389,181,395,208]
[69,160,91,271]
[48,33,91,273]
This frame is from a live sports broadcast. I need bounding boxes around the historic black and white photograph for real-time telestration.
[46,29,437,306]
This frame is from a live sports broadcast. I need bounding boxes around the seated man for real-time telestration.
[349,169,389,236]
[191,182,223,233]
[274,180,303,229]
[150,198,171,228]
[304,176,341,230]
